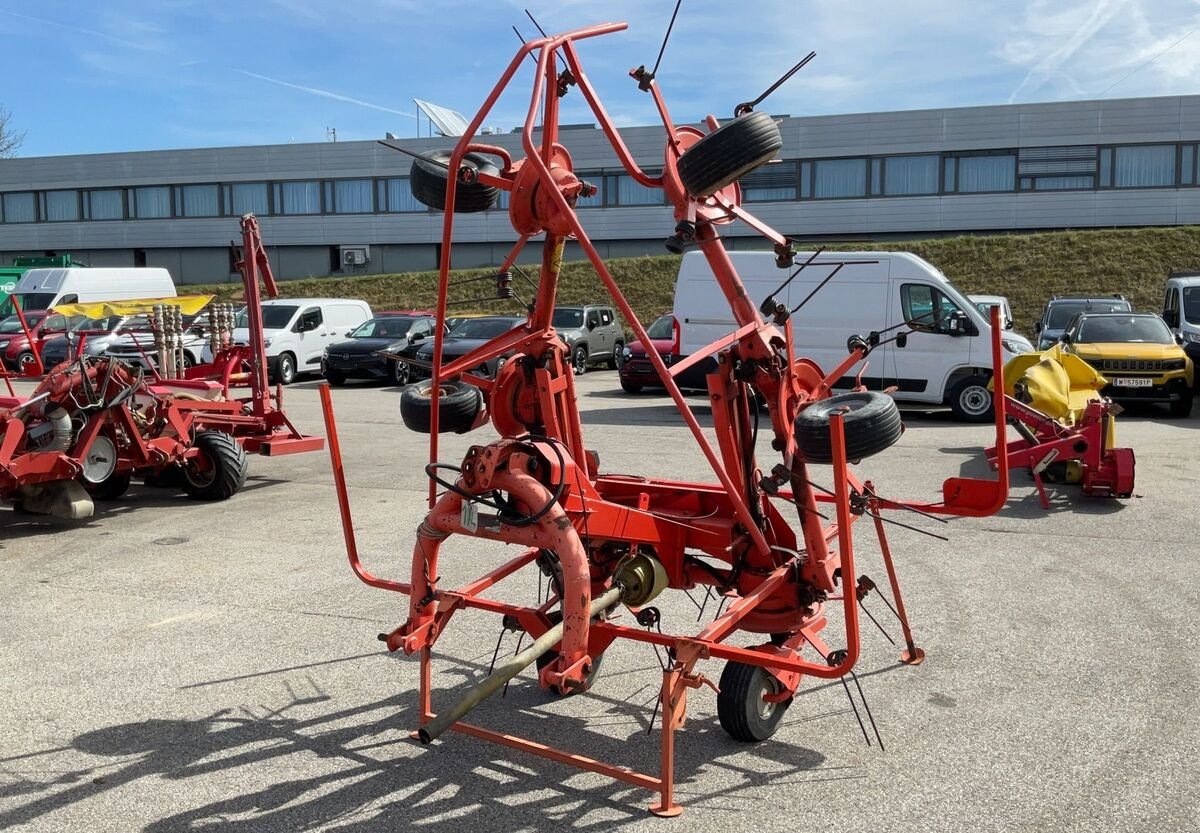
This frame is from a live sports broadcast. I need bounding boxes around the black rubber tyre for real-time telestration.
[272,352,297,386]
[795,391,903,464]
[571,344,588,376]
[1170,390,1194,418]
[676,111,783,198]
[324,368,347,386]
[399,380,483,433]
[182,352,196,369]
[87,472,131,501]
[534,611,605,696]
[948,375,994,423]
[410,150,500,213]
[620,379,643,394]
[393,359,411,386]
[607,341,624,370]
[16,351,36,371]
[717,660,791,743]
[182,431,248,501]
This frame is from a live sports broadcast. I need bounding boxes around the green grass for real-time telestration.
[190,226,1200,331]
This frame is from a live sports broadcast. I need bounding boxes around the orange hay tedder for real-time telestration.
[321,19,1012,816]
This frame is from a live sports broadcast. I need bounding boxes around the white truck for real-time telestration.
[12,267,176,311]
[673,250,1032,421]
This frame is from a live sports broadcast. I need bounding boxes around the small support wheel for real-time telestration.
[410,150,500,213]
[717,660,791,742]
[794,391,903,463]
[676,111,783,198]
[182,431,248,501]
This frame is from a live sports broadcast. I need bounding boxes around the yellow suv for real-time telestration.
[1061,312,1193,417]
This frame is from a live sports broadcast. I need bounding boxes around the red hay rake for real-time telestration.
[322,20,1011,816]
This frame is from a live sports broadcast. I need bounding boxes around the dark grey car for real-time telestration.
[553,305,623,375]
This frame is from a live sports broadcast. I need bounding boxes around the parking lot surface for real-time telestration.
[2,371,1197,832]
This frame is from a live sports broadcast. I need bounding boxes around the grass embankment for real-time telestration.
[191,227,1200,330]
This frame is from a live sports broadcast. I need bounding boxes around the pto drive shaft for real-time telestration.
[418,584,624,743]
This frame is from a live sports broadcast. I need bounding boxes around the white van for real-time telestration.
[13,267,176,311]
[1162,272,1200,369]
[207,298,372,385]
[674,251,1033,421]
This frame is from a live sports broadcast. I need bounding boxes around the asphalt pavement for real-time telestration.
[1,371,1197,832]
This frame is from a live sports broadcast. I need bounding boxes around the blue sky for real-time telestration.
[3,0,1200,157]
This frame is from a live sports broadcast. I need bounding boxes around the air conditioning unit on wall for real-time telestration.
[341,245,370,266]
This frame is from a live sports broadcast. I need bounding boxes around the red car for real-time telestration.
[0,311,86,371]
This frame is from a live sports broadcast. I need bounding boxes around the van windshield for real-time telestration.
[1183,287,1200,325]
[14,292,55,311]
[238,305,298,330]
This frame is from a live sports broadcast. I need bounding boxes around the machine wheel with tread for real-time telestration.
[182,431,248,501]
[794,391,903,463]
[86,472,131,501]
[717,660,791,742]
[399,380,482,433]
[676,111,783,198]
[410,150,500,213]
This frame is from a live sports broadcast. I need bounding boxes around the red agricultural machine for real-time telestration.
[0,215,322,520]
[322,20,1012,816]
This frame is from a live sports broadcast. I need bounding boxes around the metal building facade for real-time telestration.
[2,94,1199,284]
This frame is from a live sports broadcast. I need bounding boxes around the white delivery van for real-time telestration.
[1162,272,1200,369]
[13,267,176,311]
[207,298,372,385]
[674,251,1033,421]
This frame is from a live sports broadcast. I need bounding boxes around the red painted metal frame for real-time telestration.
[322,21,1012,816]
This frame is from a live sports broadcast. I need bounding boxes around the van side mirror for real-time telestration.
[1033,321,1043,334]
[1060,333,1072,345]
[1005,320,1014,330]
[1176,333,1184,345]
[410,332,425,343]
[945,310,968,337]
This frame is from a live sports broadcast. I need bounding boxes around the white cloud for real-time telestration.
[230,69,417,118]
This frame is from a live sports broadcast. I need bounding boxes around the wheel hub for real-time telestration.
[81,435,118,484]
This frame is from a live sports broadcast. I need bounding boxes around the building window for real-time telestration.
[883,155,940,196]
[605,173,663,206]
[943,158,956,192]
[381,178,423,212]
[800,162,812,198]
[332,179,373,213]
[2,192,37,223]
[1182,144,1196,186]
[1099,148,1113,187]
[1111,145,1177,188]
[1031,176,1094,190]
[740,161,798,201]
[955,154,1016,193]
[44,190,80,222]
[225,183,269,215]
[132,186,171,219]
[176,184,220,217]
[276,181,321,215]
[84,189,124,220]
[812,158,867,198]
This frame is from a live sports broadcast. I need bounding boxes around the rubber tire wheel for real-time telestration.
[87,472,131,501]
[324,369,347,386]
[16,351,36,371]
[182,431,248,501]
[399,380,483,433]
[534,611,604,696]
[1170,390,1194,418]
[607,341,624,370]
[273,353,297,386]
[948,375,994,423]
[571,345,588,376]
[182,352,196,369]
[620,379,643,394]
[676,111,784,198]
[410,150,500,213]
[794,391,903,464]
[717,660,791,743]
[393,359,411,386]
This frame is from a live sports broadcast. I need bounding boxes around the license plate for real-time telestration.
[1113,377,1153,387]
